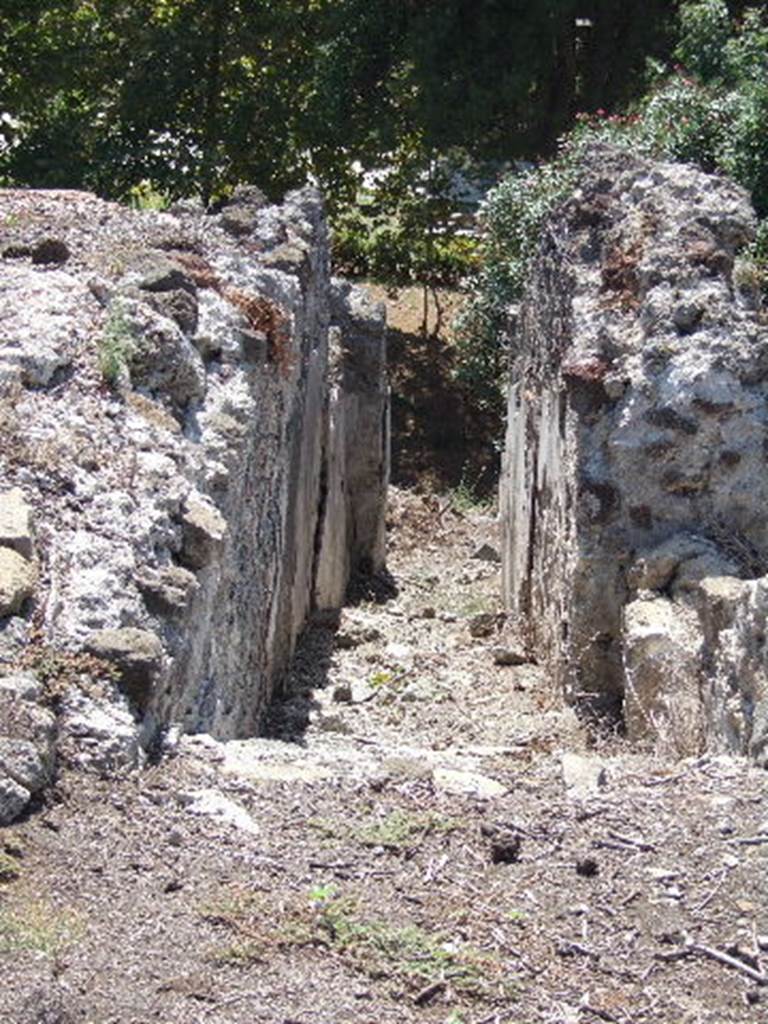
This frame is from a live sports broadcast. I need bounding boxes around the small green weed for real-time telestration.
[355,809,463,850]
[14,639,116,709]
[0,900,84,955]
[203,884,509,1000]
[126,179,171,212]
[368,669,396,688]
[99,302,135,386]
[446,477,493,516]
[0,851,21,882]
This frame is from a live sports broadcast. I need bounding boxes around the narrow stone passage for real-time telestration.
[2,489,765,1024]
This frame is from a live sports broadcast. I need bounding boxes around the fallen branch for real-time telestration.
[606,830,655,852]
[688,941,767,985]
[726,835,768,847]
[692,867,730,913]
[413,980,445,1006]
[657,941,767,985]
[580,1004,624,1023]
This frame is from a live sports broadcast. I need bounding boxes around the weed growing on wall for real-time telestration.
[98,302,135,387]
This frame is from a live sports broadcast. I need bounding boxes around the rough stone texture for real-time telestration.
[0,688,56,823]
[85,627,164,709]
[0,547,36,616]
[57,690,143,773]
[500,146,768,759]
[0,185,388,761]
[314,280,390,608]
[0,488,35,559]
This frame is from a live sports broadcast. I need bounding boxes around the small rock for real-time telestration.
[471,542,501,563]
[647,867,678,881]
[561,752,608,798]
[134,255,196,295]
[332,683,353,703]
[0,692,56,746]
[316,713,352,735]
[0,673,42,701]
[31,237,70,265]
[180,496,227,569]
[179,787,260,835]
[492,645,529,666]
[0,774,30,825]
[0,547,36,616]
[135,564,199,616]
[0,737,51,793]
[0,488,35,559]
[168,828,184,847]
[384,642,413,663]
[57,691,142,772]
[481,823,522,864]
[575,857,599,878]
[468,613,499,638]
[432,767,507,799]
[85,627,163,707]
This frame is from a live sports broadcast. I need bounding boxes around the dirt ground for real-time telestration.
[0,488,766,1024]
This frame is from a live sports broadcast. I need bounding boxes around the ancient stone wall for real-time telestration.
[0,184,388,815]
[501,146,768,762]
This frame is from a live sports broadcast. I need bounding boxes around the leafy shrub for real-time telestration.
[331,143,481,288]
[457,0,768,409]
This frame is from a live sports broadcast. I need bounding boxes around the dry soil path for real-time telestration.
[0,490,766,1024]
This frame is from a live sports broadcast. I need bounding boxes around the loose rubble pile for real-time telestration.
[501,145,768,761]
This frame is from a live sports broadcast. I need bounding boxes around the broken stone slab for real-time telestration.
[180,496,227,569]
[0,488,35,559]
[0,547,36,617]
[179,787,260,835]
[500,146,768,758]
[0,774,30,825]
[432,767,507,799]
[85,627,163,708]
[622,597,704,756]
[560,752,609,799]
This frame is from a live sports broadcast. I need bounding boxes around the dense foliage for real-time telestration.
[456,0,768,413]
[1,3,677,207]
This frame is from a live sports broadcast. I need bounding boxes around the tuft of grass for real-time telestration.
[446,476,494,516]
[354,809,463,850]
[202,885,510,1000]
[0,900,84,955]
[0,851,21,883]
